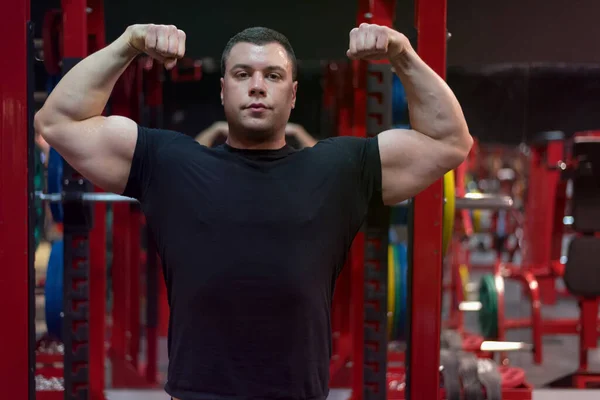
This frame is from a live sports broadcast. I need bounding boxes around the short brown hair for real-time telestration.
[221,27,298,80]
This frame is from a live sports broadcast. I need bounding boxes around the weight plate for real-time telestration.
[45,240,64,340]
[387,245,396,341]
[47,148,63,223]
[442,171,456,257]
[478,274,499,339]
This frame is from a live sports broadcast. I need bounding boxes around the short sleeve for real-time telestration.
[121,125,181,200]
[320,135,383,208]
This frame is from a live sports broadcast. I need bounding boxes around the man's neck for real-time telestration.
[226,132,286,150]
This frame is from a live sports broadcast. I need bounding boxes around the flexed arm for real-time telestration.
[347,23,473,204]
[34,24,186,193]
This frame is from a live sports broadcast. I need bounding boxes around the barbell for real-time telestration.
[36,191,137,203]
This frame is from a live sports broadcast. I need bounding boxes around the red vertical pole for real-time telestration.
[129,207,142,369]
[111,203,131,385]
[0,0,31,398]
[407,0,446,399]
[87,1,107,398]
[62,0,87,57]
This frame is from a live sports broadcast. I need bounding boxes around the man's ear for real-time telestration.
[291,81,298,109]
[220,77,225,105]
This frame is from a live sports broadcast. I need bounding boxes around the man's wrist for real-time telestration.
[387,31,412,62]
[117,30,143,59]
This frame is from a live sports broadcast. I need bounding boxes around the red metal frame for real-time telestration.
[520,138,568,305]
[407,0,446,398]
[87,1,108,398]
[1,0,31,399]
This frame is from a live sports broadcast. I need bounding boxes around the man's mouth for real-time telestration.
[247,103,268,110]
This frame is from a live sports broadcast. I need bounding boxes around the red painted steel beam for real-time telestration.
[0,0,32,398]
[86,1,107,398]
[407,0,446,399]
[62,0,87,58]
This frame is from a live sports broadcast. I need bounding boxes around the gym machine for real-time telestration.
[476,131,600,388]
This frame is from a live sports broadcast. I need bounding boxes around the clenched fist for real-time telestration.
[126,24,186,70]
[346,23,410,61]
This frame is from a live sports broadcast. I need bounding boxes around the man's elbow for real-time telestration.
[441,129,473,169]
[34,111,52,141]
[34,109,64,146]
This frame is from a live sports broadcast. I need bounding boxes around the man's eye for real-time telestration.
[236,71,249,78]
[268,73,281,80]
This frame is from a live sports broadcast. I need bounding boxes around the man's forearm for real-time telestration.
[37,31,139,127]
[389,47,469,143]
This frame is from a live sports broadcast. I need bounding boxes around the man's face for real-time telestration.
[221,42,297,141]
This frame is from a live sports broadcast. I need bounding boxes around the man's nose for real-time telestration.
[249,73,267,96]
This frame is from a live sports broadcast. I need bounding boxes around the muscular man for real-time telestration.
[195,121,317,148]
[35,23,472,400]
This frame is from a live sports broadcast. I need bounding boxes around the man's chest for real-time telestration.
[153,159,346,228]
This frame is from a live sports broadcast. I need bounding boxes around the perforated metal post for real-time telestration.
[61,1,92,398]
[61,92,94,399]
[351,2,396,400]
[363,63,393,400]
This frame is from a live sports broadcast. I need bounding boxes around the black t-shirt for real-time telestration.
[123,126,383,400]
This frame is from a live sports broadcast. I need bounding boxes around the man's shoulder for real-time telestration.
[139,125,193,144]
[310,136,377,160]
[138,126,206,158]
[313,136,374,148]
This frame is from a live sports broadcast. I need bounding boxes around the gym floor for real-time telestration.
[34,238,600,399]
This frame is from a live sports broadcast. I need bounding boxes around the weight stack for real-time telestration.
[363,63,393,400]
[61,57,94,400]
